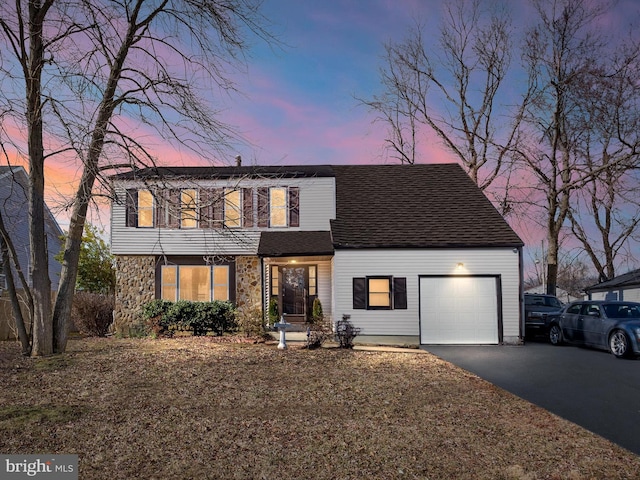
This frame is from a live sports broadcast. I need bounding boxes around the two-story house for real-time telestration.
[110,163,524,345]
[0,166,64,340]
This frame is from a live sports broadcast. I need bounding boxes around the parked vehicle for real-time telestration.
[548,300,640,358]
[524,293,563,338]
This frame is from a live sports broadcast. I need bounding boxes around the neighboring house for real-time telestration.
[110,163,524,345]
[584,269,640,302]
[0,166,64,340]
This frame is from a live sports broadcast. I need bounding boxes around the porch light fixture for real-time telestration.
[456,262,464,269]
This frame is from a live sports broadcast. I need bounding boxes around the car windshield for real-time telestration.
[525,296,562,308]
[603,304,640,319]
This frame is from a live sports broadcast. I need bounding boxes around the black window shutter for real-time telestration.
[353,277,366,309]
[168,189,180,228]
[155,189,167,228]
[257,187,269,227]
[288,187,299,227]
[243,188,254,227]
[125,189,138,227]
[393,277,407,309]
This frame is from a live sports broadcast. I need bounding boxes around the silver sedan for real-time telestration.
[548,301,640,358]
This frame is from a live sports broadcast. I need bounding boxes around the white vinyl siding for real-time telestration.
[332,248,520,342]
[111,178,335,255]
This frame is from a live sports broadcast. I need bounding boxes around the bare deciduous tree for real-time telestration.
[516,0,640,295]
[566,43,640,281]
[362,0,520,208]
[0,0,273,356]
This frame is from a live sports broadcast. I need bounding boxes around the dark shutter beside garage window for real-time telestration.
[353,277,366,309]
[393,277,407,309]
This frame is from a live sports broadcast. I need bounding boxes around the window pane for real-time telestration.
[161,266,177,301]
[368,278,390,307]
[162,286,177,302]
[308,265,316,295]
[181,189,197,228]
[179,266,211,301]
[270,187,287,227]
[271,266,279,296]
[213,266,229,301]
[224,190,241,227]
[369,293,390,307]
[138,190,154,227]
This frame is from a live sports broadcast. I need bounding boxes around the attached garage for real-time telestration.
[420,275,501,345]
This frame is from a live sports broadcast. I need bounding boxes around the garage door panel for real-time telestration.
[420,276,499,345]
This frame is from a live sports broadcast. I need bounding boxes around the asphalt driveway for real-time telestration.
[424,341,640,456]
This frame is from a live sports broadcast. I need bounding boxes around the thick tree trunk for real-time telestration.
[53,177,93,353]
[29,160,52,356]
[26,1,53,357]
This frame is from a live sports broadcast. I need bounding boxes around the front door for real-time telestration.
[281,266,308,323]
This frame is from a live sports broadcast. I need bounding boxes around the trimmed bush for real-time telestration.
[141,299,237,336]
[71,292,114,337]
[310,298,323,325]
[268,298,279,325]
[140,299,173,337]
[335,314,361,349]
[305,319,332,349]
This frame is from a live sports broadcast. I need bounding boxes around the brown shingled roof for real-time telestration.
[258,231,334,257]
[330,164,523,249]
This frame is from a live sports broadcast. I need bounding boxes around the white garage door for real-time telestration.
[420,276,499,344]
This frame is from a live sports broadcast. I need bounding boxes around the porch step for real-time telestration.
[268,323,309,333]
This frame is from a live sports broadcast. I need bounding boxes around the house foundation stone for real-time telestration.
[235,256,262,310]
[114,255,156,336]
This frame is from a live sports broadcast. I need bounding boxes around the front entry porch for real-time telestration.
[270,264,317,324]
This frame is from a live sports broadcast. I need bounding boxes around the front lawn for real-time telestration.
[1,337,638,479]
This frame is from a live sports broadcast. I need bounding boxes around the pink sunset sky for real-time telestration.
[7,0,640,278]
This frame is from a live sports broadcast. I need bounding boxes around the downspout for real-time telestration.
[519,246,525,344]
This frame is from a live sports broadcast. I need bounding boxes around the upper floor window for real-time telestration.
[125,185,299,229]
[224,189,242,228]
[138,190,154,227]
[181,189,197,228]
[270,187,287,227]
[258,186,299,228]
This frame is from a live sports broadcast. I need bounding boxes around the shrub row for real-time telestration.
[141,299,237,337]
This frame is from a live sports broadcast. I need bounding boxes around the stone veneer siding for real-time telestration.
[235,256,263,311]
[114,255,156,335]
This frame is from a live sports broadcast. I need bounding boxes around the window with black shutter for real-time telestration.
[352,276,407,310]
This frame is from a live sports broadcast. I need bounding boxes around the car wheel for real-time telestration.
[549,324,563,346]
[609,330,631,358]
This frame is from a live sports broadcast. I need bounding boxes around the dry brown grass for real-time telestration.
[1,336,638,479]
